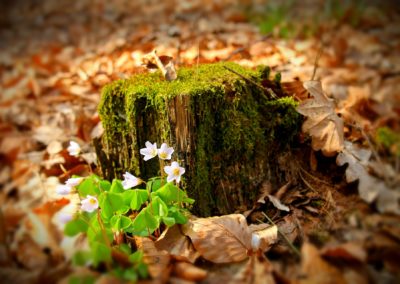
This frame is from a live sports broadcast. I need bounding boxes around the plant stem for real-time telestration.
[159,159,165,186]
[97,210,111,248]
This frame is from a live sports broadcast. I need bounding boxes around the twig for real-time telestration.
[299,171,317,193]
[311,43,323,81]
[223,66,277,99]
[299,166,331,186]
[261,212,301,257]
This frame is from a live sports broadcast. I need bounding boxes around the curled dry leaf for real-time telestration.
[296,80,344,156]
[337,141,400,214]
[267,195,290,212]
[142,50,177,81]
[155,224,200,263]
[181,214,252,263]
[249,223,278,252]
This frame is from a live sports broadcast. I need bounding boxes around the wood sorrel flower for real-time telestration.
[164,161,185,183]
[65,177,83,187]
[81,195,98,213]
[57,212,74,224]
[67,141,81,157]
[158,143,174,160]
[122,172,141,189]
[56,184,72,195]
[140,141,158,161]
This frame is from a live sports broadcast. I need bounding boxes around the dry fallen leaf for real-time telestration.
[181,214,252,263]
[134,236,171,280]
[142,50,177,81]
[337,141,400,214]
[155,224,200,263]
[173,262,208,282]
[231,255,275,284]
[296,80,344,156]
[267,195,290,212]
[249,223,278,252]
[321,242,367,263]
[300,242,347,284]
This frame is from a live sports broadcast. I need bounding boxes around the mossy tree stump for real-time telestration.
[96,62,301,216]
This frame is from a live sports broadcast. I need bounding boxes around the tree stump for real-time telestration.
[95,62,301,216]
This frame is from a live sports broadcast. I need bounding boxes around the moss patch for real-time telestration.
[98,62,301,216]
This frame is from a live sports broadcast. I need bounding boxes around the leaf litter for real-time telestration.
[1,0,400,283]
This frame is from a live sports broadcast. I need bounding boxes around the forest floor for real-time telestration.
[0,0,400,283]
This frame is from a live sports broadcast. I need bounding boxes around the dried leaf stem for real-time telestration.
[223,66,277,99]
[262,212,301,257]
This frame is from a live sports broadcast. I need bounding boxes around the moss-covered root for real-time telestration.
[97,62,301,216]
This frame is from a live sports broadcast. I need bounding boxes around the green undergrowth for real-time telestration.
[98,62,302,215]
[376,127,400,157]
[247,0,367,39]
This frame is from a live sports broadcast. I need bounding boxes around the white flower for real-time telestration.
[67,141,81,157]
[56,184,72,195]
[140,141,158,161]
[158,143,174,160]
[122,172,141,189]
[57,212,74,224]
[65,177,83,187]
[164,161,185,183]
[81,195,99,213]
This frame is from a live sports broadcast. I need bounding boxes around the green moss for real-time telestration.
[376,127,400,157]
[98,62,302,216]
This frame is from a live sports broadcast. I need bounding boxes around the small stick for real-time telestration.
[311,43,323,81]
[262,212,301,257]
[223,66,277,99]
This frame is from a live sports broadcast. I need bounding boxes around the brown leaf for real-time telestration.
[249,223,278,252]
[296,80,344,156]
[282,80,309,101]
[231,255,275,284]
[173,262,208,282]
[321,242,367,264]
[300,242,346,284]
[337,141,400,214]
[134,236,171,280]
[267,195,290,212]
[182,214,252,263]
[142,50,177,81]
[155,225,200,263]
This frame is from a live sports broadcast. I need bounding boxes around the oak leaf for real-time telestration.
[296,80,344,156]
[181,214,252,263]
[337,141,400,214]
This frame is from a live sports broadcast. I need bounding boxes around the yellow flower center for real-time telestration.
[89,199,97,205]
[173,168,180,176]
[159,152,167,159]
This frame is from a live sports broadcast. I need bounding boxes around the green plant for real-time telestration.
[376,127,400,157]
[58,141,194,282]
